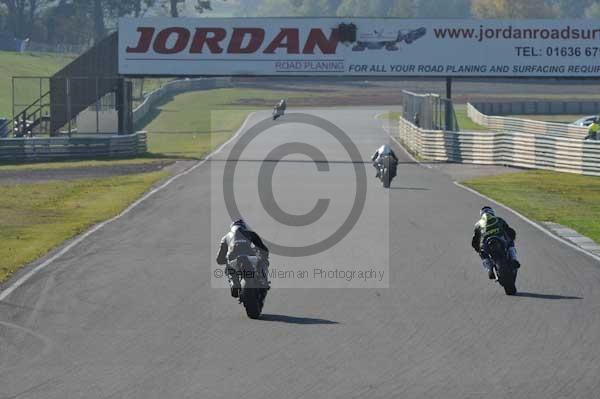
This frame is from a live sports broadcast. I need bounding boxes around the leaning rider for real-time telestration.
[471,206,520,280]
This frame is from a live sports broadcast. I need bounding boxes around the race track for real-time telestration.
[1,108,600,398]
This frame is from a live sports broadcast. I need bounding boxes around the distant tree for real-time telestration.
[257,0,300,16]
[585,1,600,17]
[336,0,412,16]
[417,0,470,17]
[132,0,158,16]
[336,0,371,16]
[471,0,556,18]
[160,0,214,16]
[291,0,342,16]
[235,0,263,16]
[0,0,50,38]
[43,1,93,45]
[555,0,593,18]
[390,0,416,17]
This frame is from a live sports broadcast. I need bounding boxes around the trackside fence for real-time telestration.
[0,132,147,162]
[467,103,588,139]
[0,77,230,162]
[394,117,600,176]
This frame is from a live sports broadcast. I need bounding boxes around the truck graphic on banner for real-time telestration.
[352,27,427,51]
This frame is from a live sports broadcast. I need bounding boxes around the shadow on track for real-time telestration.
[388,186,430,191]
[516,292,583,300]
[260,314,339,325]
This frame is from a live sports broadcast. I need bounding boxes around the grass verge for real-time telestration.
[454,104,488,131]
[0,158,166,172]
[378,108,487,132]
[0,171,168,283]
[141,87,339,159]
[463,170,600,243]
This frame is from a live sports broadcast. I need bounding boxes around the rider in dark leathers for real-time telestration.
[217,219,269,297]
[471,206,520,280]
[371,144,399,178]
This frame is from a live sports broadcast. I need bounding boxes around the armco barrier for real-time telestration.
[470,100,600,116]
[395,117,600,176]
[467,103,588,140]
[0,132,147,162]
[133,78,232,126]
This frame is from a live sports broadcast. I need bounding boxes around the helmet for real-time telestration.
[480,206,495,217]
[379,144,392,155]
[230,218,247,229]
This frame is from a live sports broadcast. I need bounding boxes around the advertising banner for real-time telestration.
[119,18,600,77]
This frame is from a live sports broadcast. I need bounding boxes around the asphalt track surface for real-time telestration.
[1,109,600,398]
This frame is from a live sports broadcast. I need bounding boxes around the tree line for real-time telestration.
[251,0,600,18]
[0,0,213,45]
[1,0,599,47]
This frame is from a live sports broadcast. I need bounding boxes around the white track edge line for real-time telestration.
[0,112,257,301]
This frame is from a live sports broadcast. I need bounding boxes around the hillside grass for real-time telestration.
[0,51,71,117]
[463,170,600,243]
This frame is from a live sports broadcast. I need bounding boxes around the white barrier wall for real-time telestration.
[395,117,600,176]
[133,78,232,126]
[467,103,589,139]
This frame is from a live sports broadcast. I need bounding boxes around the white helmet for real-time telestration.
[230,218,247,229]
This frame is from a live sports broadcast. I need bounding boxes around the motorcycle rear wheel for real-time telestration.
[241,288,263,319]
[382,171,390,188]
[497,264,517,296]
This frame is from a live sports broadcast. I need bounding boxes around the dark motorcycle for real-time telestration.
[378,155,397,188]
[484,237,518,295]
[230,254,269,319]
[272,103,285,120]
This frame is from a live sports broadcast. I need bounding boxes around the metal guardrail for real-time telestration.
[402,90,457,131]
[470,100,600,117]
[0,132,147,163]
[395,117,600,176]
[467,103,589,139]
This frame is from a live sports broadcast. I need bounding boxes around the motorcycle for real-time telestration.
[228,254,269,319]
[272,105,284,120]
[484,237,518,295]
[377,155,397,188]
